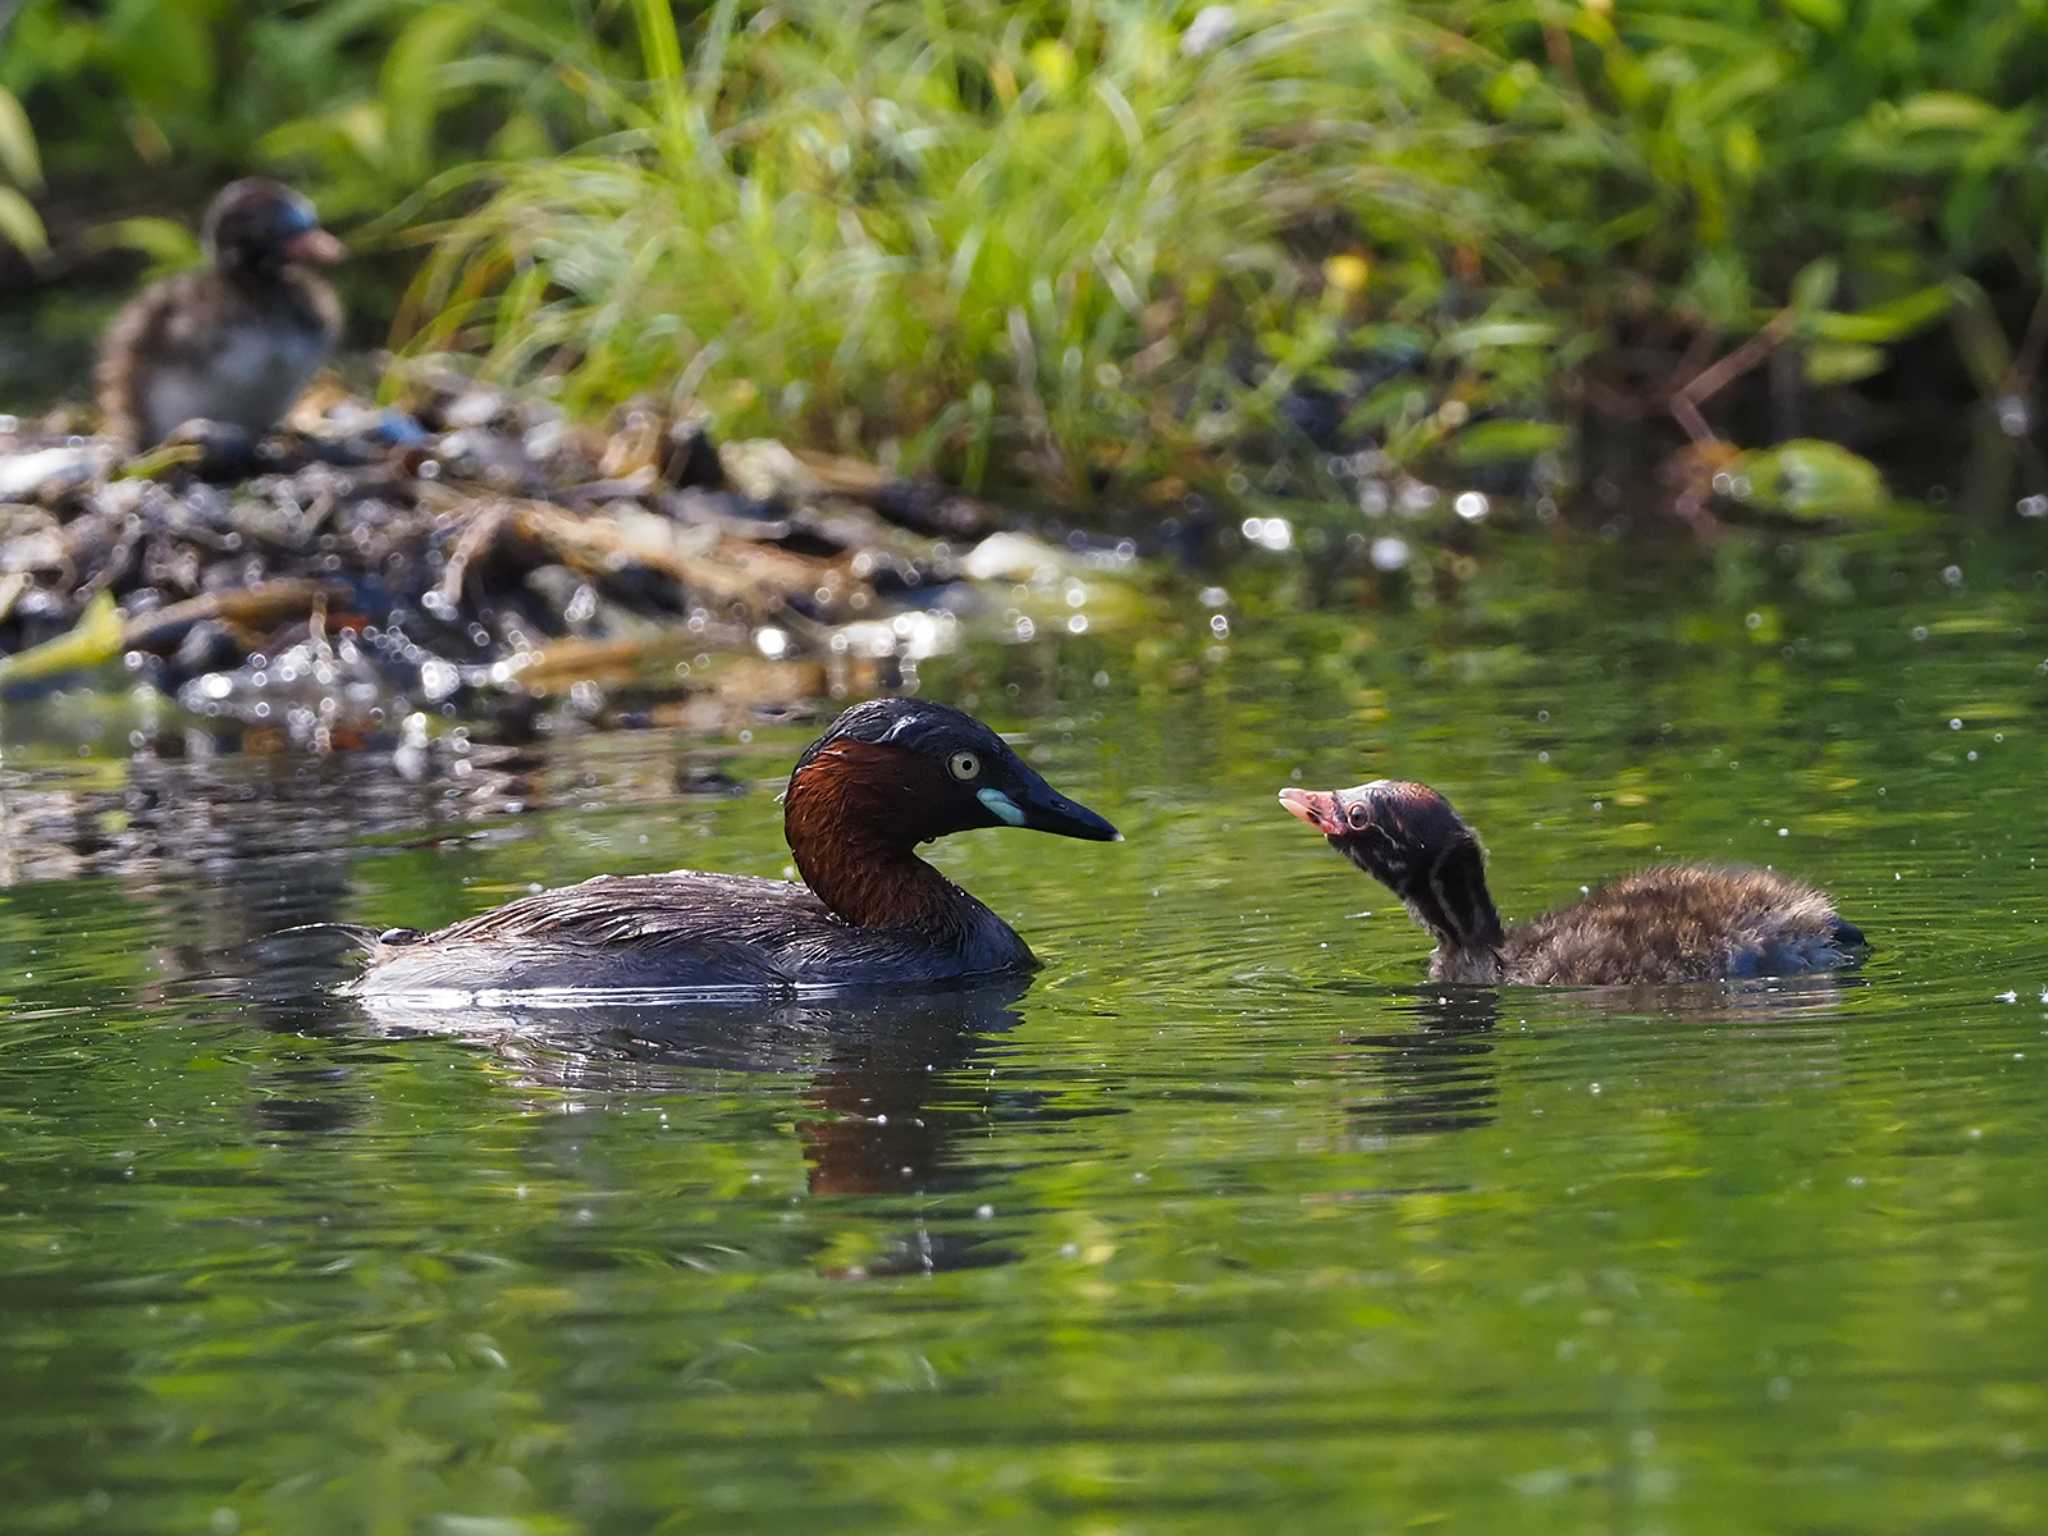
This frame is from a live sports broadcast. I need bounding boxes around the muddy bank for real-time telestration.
[0,370,1150,747]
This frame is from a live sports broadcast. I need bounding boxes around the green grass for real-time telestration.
[400,0,1521,501]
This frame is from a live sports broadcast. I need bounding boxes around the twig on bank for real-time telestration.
[119,579,351,653]
[1668,308,1798,444]
[437,501,508,608]
[2003,285,2048,399]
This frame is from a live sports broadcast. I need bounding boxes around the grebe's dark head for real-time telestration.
[1279,780,1470,886]
[789,698,1120,848]
[1279,778,1502,952]
[204,179,346,277]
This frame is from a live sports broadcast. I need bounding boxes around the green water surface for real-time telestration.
[1,519,2045,1534]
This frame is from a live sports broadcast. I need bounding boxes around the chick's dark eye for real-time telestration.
[1347,803,1370,829]
[947,750,981,781]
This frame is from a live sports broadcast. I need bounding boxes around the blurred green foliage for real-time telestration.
[0,0,636,220]
[1448,0,2048,401]
[0,59,46,255]
[6,0,2046,501]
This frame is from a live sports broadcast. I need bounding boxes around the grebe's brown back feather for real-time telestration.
[358,870,1017,992]
[1280,780,1862,986]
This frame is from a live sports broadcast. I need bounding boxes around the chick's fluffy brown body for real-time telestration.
[1448,863,1850,985]
[98,269,341,448]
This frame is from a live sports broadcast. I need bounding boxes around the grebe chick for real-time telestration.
[352,699,1119,995]
[1279,779,1863,985]
[98,178,345,449]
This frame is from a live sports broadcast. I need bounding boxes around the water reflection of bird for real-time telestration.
[1281,780,1864,985]
[347,699,1121,993]
[97,179,345,449]
[1338,989,1501,1138]
[346,980,1063,1275]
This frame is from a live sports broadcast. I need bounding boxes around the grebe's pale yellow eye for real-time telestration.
[948,750,982,781]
